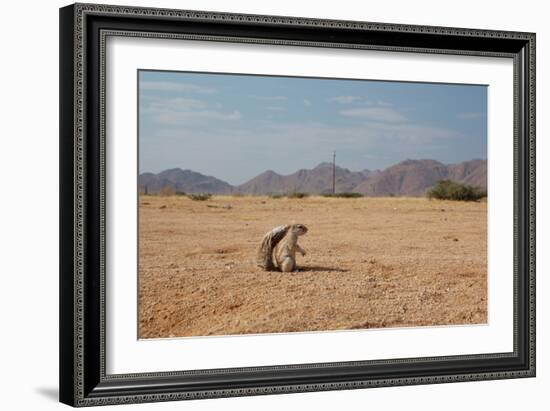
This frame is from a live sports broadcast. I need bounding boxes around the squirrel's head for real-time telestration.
[291,223,308,236]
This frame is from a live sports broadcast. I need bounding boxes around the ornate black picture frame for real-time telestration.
[59,3,535,407]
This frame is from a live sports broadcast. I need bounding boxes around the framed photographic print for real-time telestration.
[59,3,536,407]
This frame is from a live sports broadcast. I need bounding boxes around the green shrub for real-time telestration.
[187,193,212,201]
[321,192,363,198]
[427,180,486,202]
[175,191,186,196]
[268,193,284,199]
[287,192,309,199]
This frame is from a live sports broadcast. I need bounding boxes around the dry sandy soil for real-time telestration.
[138,195,487,338]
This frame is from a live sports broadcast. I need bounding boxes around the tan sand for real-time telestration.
[138,195,487,338]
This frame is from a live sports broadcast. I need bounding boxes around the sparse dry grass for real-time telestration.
[138,195,487,338]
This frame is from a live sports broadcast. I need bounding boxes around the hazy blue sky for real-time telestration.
[139,70,487,185]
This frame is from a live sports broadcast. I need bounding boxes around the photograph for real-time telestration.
[137,70,488,339]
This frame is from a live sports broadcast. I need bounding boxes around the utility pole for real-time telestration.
[332,151,336,194]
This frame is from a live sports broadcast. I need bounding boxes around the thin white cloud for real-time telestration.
[265,119,455,146]
[156,110,241,124]
[327,95,362,104]
[340,106,406,122]
[140,81,217,94]
[141,97,207,113]
[250,95,287,101]
[457,112,483,119]
[303,99,312,107]
[372,122,456,140]
[265,106,286,112]
[141,96,241,125]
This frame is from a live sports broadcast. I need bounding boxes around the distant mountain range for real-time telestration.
[139,168,233,194]
[139,159,487,197]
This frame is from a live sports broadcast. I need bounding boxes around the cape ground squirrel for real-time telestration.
[257,224,308,272]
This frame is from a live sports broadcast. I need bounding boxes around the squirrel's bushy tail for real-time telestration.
[256,224,290,271]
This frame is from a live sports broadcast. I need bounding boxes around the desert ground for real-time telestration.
[138,195,487,338]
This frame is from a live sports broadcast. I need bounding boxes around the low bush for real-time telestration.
[321,192,363,198]
[187,193,212,201]
[287,192,309,199]
[268,193,284,199]
[427,180,486,202]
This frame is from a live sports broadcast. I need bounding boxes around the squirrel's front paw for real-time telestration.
[301,250,306,256]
